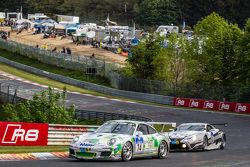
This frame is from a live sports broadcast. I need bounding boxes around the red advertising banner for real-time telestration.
[173,97,250,113]
[0,122,48,146]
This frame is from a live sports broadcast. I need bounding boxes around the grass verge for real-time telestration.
[0,62,105,96]
[0,62,162,106]
[0,146,68,154]
[0,49,110,87]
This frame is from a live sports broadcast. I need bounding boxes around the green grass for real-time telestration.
[0,62,165,106]
[0,49,110,87]
[0,146,68,154]
[0,63,106,96]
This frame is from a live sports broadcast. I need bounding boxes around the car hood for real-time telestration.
[77,133,130,147]
[169,131,204,139]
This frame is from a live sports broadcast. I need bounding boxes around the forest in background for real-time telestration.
[0,0,249,28]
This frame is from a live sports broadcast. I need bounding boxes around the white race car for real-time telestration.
[69,120,171,161]
[169,123,226,151]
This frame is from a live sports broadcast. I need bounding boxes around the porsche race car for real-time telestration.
[69,120,171,161]
[169,123,226,151]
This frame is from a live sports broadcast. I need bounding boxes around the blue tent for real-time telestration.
[131,38,140,46]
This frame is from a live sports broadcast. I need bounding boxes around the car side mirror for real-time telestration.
[135,131,143,136]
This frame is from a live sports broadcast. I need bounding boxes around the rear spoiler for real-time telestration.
[210,123,228,127]
[147,122,177,132]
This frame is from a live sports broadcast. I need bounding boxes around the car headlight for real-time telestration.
[108,138,117,146]
[72,136,79,144]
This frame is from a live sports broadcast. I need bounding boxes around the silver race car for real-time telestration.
[169,123,226,151]
[69,120,171,161]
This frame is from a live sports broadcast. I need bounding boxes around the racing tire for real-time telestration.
[158,141,168,159]
[220,134,226,149]
[122,141,133,161]
[202,136,208,151]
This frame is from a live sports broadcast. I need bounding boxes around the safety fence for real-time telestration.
[0,38,118,77]
[1,38,249,102]
[0,81,153,124]
[0,122,176,146]
[0,122,98,146]
[0,56,174,105]
[48,124,99,146]
[75,109,152,122]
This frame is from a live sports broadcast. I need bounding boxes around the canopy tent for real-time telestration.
[16,19,35,29]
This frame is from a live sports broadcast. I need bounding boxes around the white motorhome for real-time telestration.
[57,15,79,24]
[7,12,22,21]
[28,13,49,20]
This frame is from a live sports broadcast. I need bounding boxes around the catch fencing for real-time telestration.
[0,38,249,102]
[0,38,118,77]
[75,109,152,122]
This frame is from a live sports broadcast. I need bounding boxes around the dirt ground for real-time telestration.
[0,26,127,64]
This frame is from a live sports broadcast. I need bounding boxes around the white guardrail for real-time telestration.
[48,124,99,146]
[47,122,176,146]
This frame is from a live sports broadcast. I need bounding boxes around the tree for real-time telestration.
[135,0,179,27]
[238,18,250,85]
[2,87,77,124]
[193,12,242,87]
[152,34,200,95]
[126,35,163,79]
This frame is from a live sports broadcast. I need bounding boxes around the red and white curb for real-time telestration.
[0,71,138,104]
[0,152,68,161]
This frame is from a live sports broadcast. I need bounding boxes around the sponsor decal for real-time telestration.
[173,98,250,113]
[0,122,48,146]
[219,102,230,111]
[189,100,199,108]
[175,98,185,106]
[204,101,214,109]
[235,103,247,112]
[135,136,144,152]
[80,143,94,147]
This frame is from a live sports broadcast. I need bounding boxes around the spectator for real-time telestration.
[91,53,95,59]
[66,48,71,55]
[61,47,66,53]
[36,44,39,48]
[52,47,57,52]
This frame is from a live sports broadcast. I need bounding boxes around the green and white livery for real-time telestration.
[69,120,171,161]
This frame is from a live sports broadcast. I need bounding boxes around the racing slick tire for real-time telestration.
[202,136,208,151]
[122,141,133,161]
[220,134,226,149]
[158,141,168,159]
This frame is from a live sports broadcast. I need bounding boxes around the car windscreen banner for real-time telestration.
[0,122,48,146]
[173,97,250,113]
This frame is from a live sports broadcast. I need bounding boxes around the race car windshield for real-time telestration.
[96,122,136,135]
[177,125,205,131]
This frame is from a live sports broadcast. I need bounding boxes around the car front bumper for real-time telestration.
[170,139,203,150]
[69,146,122,160]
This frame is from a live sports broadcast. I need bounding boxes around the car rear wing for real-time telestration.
[210,123,228,127]
[147,122,177,132]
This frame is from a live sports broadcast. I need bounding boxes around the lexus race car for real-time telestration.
[169,123,226,151]
[69,120,171,161]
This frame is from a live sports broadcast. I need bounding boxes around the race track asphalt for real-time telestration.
[0,75,249,167]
